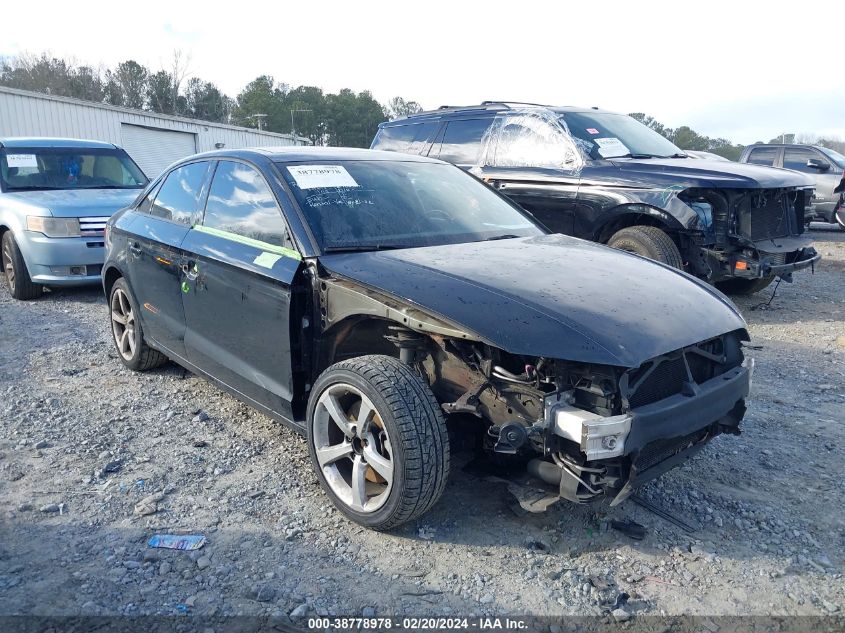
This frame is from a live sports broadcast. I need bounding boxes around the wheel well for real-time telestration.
[595,210,676,244]
[103,266,123,298]
[316,317,402,378]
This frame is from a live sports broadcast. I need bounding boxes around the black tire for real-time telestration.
[715,276,775,295]
[607,225,684,269]
[307,355,450,530]
[835,207,845,231]
[108,277,168,371]
[1,231,43,300]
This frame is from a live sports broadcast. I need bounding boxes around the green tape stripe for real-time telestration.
[192,225,302,261]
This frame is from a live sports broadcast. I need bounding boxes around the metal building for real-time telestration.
[0,86,309,177]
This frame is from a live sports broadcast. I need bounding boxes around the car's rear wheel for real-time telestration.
[1,231,43,300]
[307,355,449,530]
[607,225,683,269]
[109,277,168,371]
[715,276,775,295]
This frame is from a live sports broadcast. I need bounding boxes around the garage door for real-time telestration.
[120,124,197,178]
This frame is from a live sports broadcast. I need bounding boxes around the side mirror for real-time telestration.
[807,158,830,171]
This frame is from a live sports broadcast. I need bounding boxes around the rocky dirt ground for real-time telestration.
[0,226,843,626]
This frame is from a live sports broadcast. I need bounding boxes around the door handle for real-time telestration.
[129,242,142,258]
[181,261,199,280]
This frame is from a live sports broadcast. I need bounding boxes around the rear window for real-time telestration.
[746,147,779,166]
[432,118,492,165]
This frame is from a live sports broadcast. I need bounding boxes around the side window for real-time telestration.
[373,124,422,153]
[492,116,579,169]
[136,181,162,215]
[408,122,438,154]
[746,147,779,166]
[150,162,210,225]
[783,148,827,173]
[203,160,290,246]
[435,119,492,165]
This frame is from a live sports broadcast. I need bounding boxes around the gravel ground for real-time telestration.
[0,226,843,624]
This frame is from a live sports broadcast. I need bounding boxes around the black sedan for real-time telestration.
[103,147,752,529]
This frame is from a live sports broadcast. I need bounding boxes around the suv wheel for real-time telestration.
[109,277,168,371]
[307,355,449,530]
[715,276,775,295]
[1,231,43,300]
[607,226,683,269]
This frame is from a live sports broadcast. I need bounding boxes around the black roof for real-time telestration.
[381,101,616,126]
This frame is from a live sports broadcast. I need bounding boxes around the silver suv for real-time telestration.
[739,143,845,227]
[0,138,147,299]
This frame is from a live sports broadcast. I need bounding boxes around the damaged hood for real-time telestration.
[320,235,746,368]
[598,158,814,189]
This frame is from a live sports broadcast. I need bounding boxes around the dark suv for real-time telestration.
[372,102,820,294]
[739,143,845,228]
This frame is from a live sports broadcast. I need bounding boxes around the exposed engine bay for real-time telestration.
[678,187,817,282]
[410,329,750,509]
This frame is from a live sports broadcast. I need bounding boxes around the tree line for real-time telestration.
[3,53,841,155]
[0,52,422,147]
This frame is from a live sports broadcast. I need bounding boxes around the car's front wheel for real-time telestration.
[607,225,683,269]
[1,231,43,300]
[715,276,775,295]
[109,277,168,371]
[307,355,449,530]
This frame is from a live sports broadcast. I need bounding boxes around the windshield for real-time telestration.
[0,147,148,192]
[559,112,683,160]
[279,160,542,252]
[819,147,845,169]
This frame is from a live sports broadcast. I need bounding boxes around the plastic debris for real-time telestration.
[147,534,206,550]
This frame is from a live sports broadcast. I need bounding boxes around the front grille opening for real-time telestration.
[628,356,686,408]
[739,194,792,241]
[626,335,740,409]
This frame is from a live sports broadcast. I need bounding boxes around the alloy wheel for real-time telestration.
[110,288,137,361]
[312,383,394,513]
[2,238,15,292]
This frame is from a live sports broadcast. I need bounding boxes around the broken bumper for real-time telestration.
[544,360,751,506]
[731,238,820,280]
[609,361,751,504]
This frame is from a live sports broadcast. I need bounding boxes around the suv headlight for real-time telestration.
[27,216,81,238]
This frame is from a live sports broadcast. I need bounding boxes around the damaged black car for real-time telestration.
[103,148,752,529]
[371,102,820,294]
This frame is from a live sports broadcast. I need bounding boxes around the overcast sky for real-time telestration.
[2,0,843,144]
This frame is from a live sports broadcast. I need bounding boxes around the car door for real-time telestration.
[128,161,212,357]
[783,147,840,214]
[482,113,581,235]
[179,159,302,421]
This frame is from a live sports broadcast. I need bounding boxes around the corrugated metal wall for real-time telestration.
[0,87,307,176]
